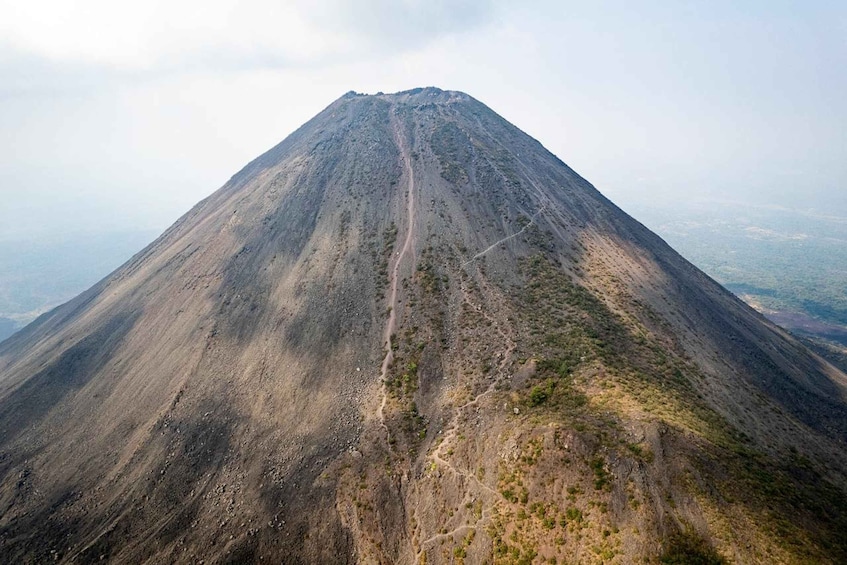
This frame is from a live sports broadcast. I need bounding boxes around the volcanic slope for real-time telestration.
[1,88,846,564]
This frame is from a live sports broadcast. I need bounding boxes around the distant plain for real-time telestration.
[0,230,158,341]
[626,199,847,348]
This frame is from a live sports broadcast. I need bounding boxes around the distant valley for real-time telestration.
[624,199,847,349]
[0,230,158,341]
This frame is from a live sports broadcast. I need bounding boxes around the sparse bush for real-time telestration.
[529,385,548,406]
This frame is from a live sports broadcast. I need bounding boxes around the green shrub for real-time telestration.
[529,385,548,406]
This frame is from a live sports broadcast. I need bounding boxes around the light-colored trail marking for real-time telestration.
[462,207,545,267]
[377,108,417,439]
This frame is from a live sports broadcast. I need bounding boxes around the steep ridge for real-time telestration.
[0,88,845,564]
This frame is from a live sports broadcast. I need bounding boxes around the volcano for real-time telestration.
[1,88,846,564]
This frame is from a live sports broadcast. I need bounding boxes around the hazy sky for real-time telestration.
[1,0,844,240]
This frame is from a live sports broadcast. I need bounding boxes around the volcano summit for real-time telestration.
[1,88,846,564]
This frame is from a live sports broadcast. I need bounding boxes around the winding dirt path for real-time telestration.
[462,207,545,267]
[414,281,517,560]
[415,385,499,558]
[377,108,417,439]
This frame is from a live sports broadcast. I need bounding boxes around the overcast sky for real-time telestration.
[1,0,844,240]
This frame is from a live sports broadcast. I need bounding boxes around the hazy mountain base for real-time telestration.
[0,318,16,343]
[623,201,847,349]
[0,230,159,344]
[0,89,845,564]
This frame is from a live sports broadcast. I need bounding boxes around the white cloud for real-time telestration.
[0,0,498,71]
